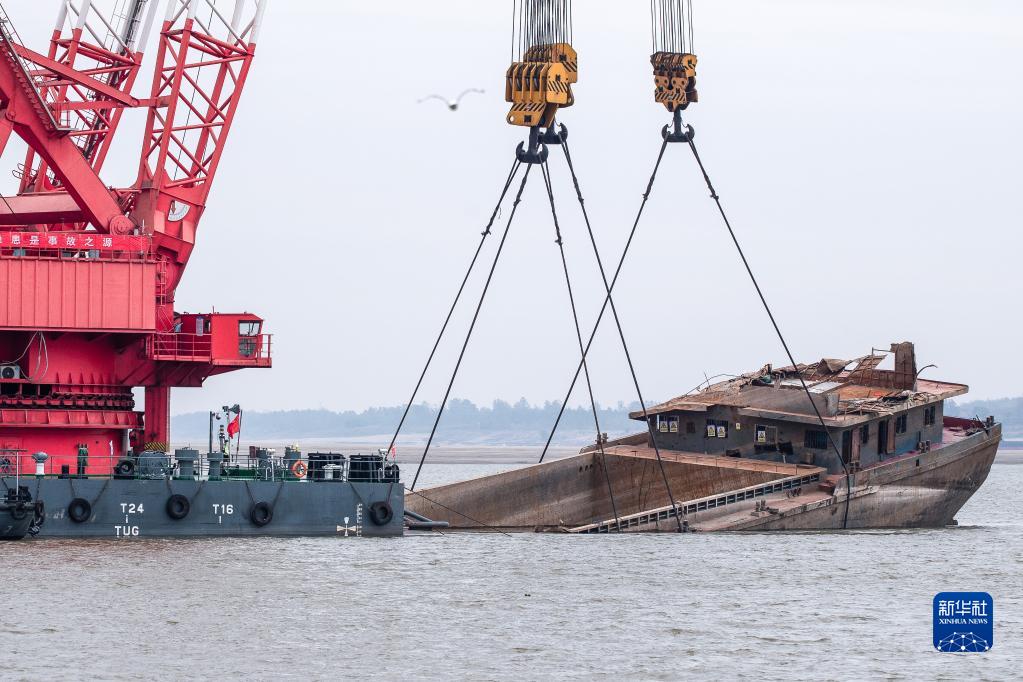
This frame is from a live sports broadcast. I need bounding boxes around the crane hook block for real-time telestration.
[651,52,698,111]
[505,43,578,128]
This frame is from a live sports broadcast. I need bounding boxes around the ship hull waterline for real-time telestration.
[406,424,1001,533]
[0,478,405,539]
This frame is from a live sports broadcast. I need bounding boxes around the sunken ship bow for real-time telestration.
[408,342,1001,532]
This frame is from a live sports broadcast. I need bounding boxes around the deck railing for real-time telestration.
[572,472,823,534]
[0,450,398,485]
[146,333,272,363]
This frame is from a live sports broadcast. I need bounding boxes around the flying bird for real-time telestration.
[417,88,485,111]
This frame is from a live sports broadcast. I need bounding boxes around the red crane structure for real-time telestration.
[0,0,269,473]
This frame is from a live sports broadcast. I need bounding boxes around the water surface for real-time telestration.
[1,453,1019,680]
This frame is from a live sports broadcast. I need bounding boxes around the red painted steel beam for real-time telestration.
[0,191,84,224]
[0,37,132,232]
[0,408,141,428]
[12,44,142,108]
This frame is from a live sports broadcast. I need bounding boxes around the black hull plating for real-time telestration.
[1,477,405,539]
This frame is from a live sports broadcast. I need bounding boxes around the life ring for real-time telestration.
[68,498,92,524]
[166,494,190,520]
[290,460,308,480]
[369,501,393,526]
[250,501,273,527]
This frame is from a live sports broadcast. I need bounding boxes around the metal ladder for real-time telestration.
[0,4,68,132]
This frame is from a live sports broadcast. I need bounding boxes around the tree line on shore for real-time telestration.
[172,398,645,445]
[171,396,1023,445]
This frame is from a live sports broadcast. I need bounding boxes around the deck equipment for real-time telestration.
[505,0,576,129]
[650,0,698,113]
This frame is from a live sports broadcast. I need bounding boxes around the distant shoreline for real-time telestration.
[171,440,1022,466]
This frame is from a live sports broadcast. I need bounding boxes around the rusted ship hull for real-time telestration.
[407,423,1000,533]
[733,425,1000,531]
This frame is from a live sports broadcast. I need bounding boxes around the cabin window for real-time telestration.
[755,424,780,452]
[895,414,908,435]
[804,429,829,450]
[860,424,870,445]
[706,420,728,438]
[238,321,261,358]
[755,425,768,444]
[658,416,679,433]
[686,421,696,434]
[923,405,937,426]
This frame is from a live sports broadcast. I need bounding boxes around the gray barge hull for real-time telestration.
[2,477,404,539]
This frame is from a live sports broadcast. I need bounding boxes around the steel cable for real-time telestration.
[405,486,512,537]
[536,137,671,501]
[684,136,853,529]
[409,164,534,491]
[388,158,522,455]
[540,159,622,532]
[550,136,685,532]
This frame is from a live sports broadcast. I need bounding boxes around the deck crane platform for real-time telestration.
[0,0,269,473]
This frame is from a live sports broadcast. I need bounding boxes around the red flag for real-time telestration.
[227,414,241,438]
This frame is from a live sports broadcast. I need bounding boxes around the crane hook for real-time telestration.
[539,122,568,146]
[516,126,550,165]
[662,108,695,143]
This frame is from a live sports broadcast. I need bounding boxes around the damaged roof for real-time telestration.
[631,342,968,427]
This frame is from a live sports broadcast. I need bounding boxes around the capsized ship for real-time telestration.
[407,342,1001,532]
[0,2,405,539]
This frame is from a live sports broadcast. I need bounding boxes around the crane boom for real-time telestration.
[0,0,272,465]
[12,1,159,194]
[133,0,266,289]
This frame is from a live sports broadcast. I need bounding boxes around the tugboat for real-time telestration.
[0,3,412,538]
[3,443,403,539]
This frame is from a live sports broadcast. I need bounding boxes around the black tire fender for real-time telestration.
[250,501,273,527]
[369,501,394,526]
[114,459,135,478]
[68,498,92,524]
[166,494,190,520]
[10,503,28,521]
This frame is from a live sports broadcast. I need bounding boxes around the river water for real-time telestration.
[1,453,1020,680]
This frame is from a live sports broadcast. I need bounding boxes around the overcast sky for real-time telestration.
[5,1,1022,414]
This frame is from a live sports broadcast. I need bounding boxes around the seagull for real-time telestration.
[417,88,485,111]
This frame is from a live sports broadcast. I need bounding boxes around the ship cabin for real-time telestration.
[631,342,971,475]
[151,312,272,367]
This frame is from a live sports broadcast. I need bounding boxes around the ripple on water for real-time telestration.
[0,460,1019,680]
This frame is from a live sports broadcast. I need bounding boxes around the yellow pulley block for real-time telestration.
[651,51,698,111]
[505,43,578,128]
